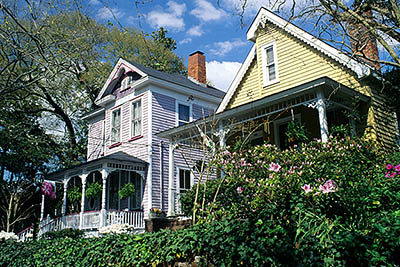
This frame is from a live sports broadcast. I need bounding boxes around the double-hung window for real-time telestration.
[111,108,121,144]
[262,42,279,86]
[178,103,190,126]
[131,100,142,137]
[178,169,192,194]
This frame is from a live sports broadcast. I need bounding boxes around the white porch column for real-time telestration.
[100,168,109,227]
[316,91,329,142]
[62,180,68,216]
[40,194,45,221]
[79,173,88,229]
[167,141,176,217]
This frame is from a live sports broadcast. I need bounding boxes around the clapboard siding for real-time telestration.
[87,115,104,161]
[151,92,176,210]
[227,22,397,148]
[193,104,214,120]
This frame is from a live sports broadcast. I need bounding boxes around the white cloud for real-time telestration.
[96,7,125,20]
[146,1,186,31]
[210,39,247,57]
[179,38,192,44]
[191,0,227,22]
[89,0,101,5]
[220,0,310,18]
[207,61,242,91]
[187,25,204,37]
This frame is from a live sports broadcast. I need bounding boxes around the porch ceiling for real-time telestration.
[157,76,370,142]
[46,152,148,182]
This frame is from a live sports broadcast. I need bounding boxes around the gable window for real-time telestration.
[178,103,190,126]
[178,168,192,194]
[262,42,279,86]
[131,100,142,137]
[111,108,121,144]
[121,75,132,90]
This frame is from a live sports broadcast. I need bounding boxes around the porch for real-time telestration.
[18,152,148,240]
[157,77,371,216]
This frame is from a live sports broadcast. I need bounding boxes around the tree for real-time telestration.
[225,0,400,68]
[0,0,185,167]
[0,98,53,232]
[0,0,185,232]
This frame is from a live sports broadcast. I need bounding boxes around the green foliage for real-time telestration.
[118,183,135,199]
[285,120,309,143]
[181,138,400,265]
[67,187,82,205]
[41,228,84,240]
[85,182,102,199]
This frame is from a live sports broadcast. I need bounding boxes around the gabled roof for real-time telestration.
[217,7,373,113]
[95,58,225,105]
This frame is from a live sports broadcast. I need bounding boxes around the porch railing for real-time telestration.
[17,210,144,241]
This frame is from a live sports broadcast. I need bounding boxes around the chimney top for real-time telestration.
[348,9,380,70]
[188,51,206,84]
[189,51,204,56]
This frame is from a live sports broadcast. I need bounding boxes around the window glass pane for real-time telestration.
[112,109,121,143]
[268,64,276,81]
[132,101,142,137]
[178,104,189,122]
[185,170,190,189]
[266,47,274,64]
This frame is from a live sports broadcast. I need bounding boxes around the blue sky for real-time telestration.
[85,0,277,91]
[85,0,397,91]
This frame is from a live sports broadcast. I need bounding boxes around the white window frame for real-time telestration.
[273,114,301,148]
[176,167,193,194]
[176,101,192,127]
[110,108,121,145]
[261,41,279,87]
[130,99,142,138]
[121,75,133,91]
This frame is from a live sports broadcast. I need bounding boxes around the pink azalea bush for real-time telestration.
[180,137,400,265]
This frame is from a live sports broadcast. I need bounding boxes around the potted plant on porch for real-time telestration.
[118,183,135,200]
[285,120,309,147]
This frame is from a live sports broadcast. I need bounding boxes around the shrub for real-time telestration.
[181,137,400,265]
[41,228,84,240]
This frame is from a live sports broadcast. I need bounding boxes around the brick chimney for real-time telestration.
[188,51,206,84]
[348,9,380,70]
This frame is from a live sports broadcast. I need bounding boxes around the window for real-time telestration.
[111,108,121,144]
[121,75,132,90]
[178,169,192,194]
[262,42,279,86]
[131,100,142,137]
[178,103,190,126]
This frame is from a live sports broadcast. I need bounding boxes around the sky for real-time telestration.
[85,0,279,91]
[85,0,397,91]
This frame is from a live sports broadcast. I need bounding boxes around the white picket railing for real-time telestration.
[17,210,144,241]
[106,210,145,229]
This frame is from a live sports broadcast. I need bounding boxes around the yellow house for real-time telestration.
[159,7,398,151]
[215,7,398,149]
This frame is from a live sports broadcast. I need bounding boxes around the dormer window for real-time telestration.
[121,75,133,90]
[261,41,279,86]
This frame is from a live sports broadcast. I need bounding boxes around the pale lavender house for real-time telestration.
[26,52,224,237]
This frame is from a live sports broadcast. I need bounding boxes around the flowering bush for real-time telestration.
[0,231,18,241]
[99,224,135,235]
[180,137,400,265]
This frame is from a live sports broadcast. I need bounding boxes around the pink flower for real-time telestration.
[269,162,281,172]
[319,184,330,194]
[240,158,247,166]
[237,187,244,194]
[385,172,391,178]
[394,164,400,172]
[387,164,394,170]
[319,179,337,193]
[390,172,397,178]
[301,184,312,194]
